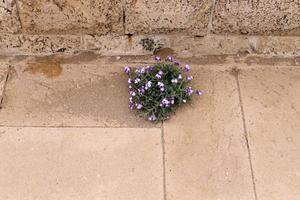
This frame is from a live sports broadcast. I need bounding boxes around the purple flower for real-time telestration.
[146,65,153,72]
[129,97,133,103]
[134,78,141,84]
[124,66,130,74]
[147,66,154,72]
[130,91,136,97]
[167,56,173,62]
[171,78,178,84]
[146,81,152,88]
[157,82,164,88]
[178,74,182,80]
[136,104,143,110]
[187,76,193,81]
[155,56,161,61]
[139,86,146,94]
[128,85,132,89]
[161,98,171,107]
[158,70,164,75]
[128,78,132,84]
[129,102,135,110]
[140,67,146,74]
[145,81,152,90]
[184,64,190,72]
[148,114,157,121]
[174,61,180,65]
[196,90,204,96]
[186,87,194,96]
[155,74,162,79]
[160,87,165,91]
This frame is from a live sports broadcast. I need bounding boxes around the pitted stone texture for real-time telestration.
[0,127,163,200]
[164,68,255,199]
[0,34,82,54]
[212,0,300,35]
[0,0,21,33]
[125,0,213,36]
[83,34,171,55]
[239,67,300,200]
[17,0,123,35]
[18,35,82,54]
[0,56,156,127]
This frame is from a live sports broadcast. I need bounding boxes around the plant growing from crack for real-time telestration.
[124,56,203,122]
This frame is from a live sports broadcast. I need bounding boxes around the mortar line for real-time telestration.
[0,125,161,129]
[14,0,23,31]
[0,65,12,109]
[161,121,167,200]
[207,0,217,35]
[122,0,126,34]
[235,70,258,200]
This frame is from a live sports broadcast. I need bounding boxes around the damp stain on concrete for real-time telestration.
[24,57,63,78]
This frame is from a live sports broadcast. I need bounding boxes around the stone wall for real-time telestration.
[0,0,299,55]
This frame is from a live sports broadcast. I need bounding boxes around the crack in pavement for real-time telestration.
[233,68,258,200]
[161,121,167,200]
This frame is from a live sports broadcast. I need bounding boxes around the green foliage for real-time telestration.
[125,58,201,122]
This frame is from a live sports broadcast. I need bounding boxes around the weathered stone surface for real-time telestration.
[1,34,300,56]
[17,0,123,35]
[18,35,82,54]
[0,127,163,200]
[125,0,213,36]
[0,0,21,33]
[0,56,157,127]
[212,0,300,35]
[239,67,300,200]
[164,68,255,199]
[0,34,83,54]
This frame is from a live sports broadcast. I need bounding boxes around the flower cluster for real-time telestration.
[124,56,203,122]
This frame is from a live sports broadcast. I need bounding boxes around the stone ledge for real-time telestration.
[0,34,299,56]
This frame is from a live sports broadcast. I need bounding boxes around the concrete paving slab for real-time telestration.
[238,67,300,200]
[0,127,163,200]
[164,68,255,199]
[0,56,157,127]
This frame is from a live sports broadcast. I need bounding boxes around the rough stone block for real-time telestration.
[212,0,300,35]
[17,0,123,35]
[125,0,213,36]
[0,0,21,33]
